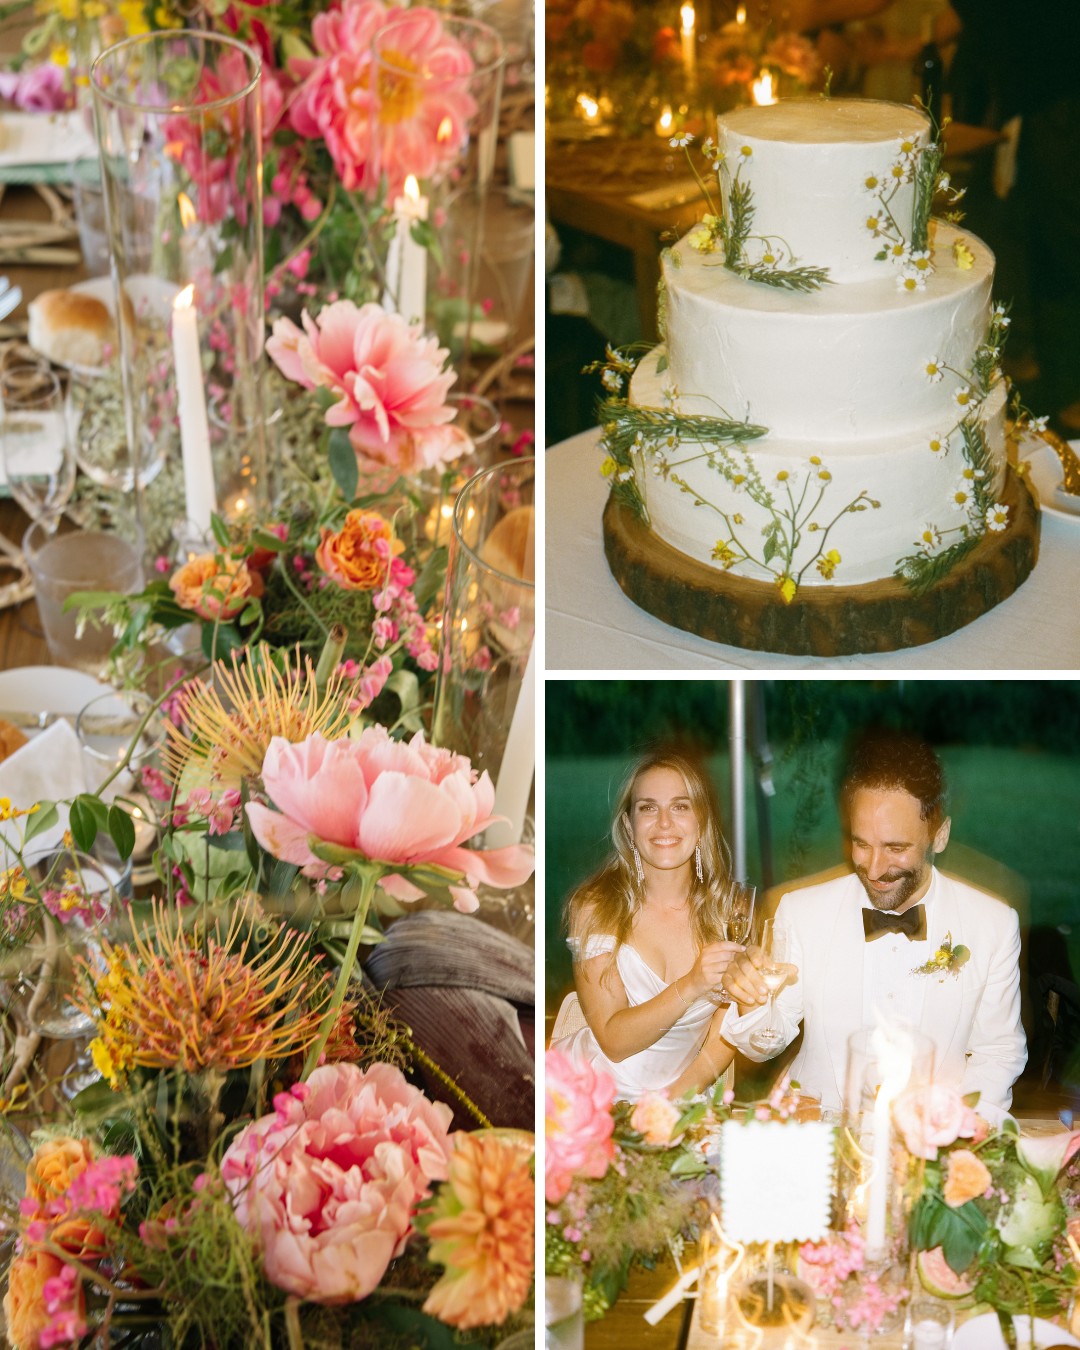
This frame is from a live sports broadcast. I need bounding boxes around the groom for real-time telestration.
[721,729,1027,1113]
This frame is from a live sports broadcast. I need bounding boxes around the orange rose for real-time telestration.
[315,509,403,591]
[942,1148,992,1209]
[24,1137,109,1256]
[4,1248,83,1350]
[169,553,264,622]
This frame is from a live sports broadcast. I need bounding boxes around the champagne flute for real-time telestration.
[0,365,76,531]
[749,918,790,1053]
[722,881,756,945]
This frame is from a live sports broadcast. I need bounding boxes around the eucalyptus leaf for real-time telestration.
[22,802,59,845]
[107,804,136,861]
[69,796,104,852]
[328,428,359,502]
[210,513,231,550]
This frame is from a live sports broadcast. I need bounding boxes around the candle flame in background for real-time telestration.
[680,2,695,35]
[175,283,195,311]
[404,173,420,203]
[177,192,197,230]
[871,1024,914,1101]
[656,105,675,135]
[736,4,746,22]
[575,92,600,122]
[752,69,777,105]
[436,115,453,143]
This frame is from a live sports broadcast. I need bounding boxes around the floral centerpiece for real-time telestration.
[0,647,536,1349]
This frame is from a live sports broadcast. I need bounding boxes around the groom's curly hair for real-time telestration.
[839,728,948,832]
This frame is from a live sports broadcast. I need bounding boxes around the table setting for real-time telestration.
[0,1,538,1345]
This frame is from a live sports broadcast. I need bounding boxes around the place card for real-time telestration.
[719,1120,835,1244]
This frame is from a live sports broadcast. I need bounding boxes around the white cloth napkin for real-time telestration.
[0,720,87,860]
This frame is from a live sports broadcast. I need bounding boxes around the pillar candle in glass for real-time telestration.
[91,31,268,541]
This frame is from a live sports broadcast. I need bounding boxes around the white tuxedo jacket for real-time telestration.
[722,868,1027,1112]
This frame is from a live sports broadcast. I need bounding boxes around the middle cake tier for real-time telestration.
[661,220,993,441]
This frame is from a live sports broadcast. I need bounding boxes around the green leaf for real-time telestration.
[237,600,262,627]
[107,804,136,861]
[656,354,669,374]
[210,512,231,550]
[251,530,288,553]
[201,621,245,662]
[670,1150,707,1177]
[384,669,423,732]
[763,533,779,564]
[672,1101,707,1137]
[359,1301,487,1349]
[69,796,103,852]
[23,802,59,845]
[328,428,359,502]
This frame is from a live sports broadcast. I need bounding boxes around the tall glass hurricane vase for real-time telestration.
[432,457,534,847]
[370,13,504,367]
[90,32,267,543]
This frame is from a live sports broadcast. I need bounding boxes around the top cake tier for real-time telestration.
[717,99,931,283]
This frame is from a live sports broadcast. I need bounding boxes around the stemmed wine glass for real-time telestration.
[748,917,790,1053]
[0,364,76,530]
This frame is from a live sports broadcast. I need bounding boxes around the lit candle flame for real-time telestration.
[175,283,195,311]
[436,115,453,143]
[736,4,746,22]
[177,191,197,230]
[575,92,600,122]
[404,174,420,203]
[656,105,674,136]
[752,69,777,105]
[680,2,695,35]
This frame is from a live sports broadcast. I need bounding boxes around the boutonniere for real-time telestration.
[912,931,971,979]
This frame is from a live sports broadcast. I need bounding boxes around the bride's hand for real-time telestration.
[686,941,743,1001]
[722,946,770,1010]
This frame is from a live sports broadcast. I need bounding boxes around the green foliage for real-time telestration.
[910,1187,989,1274]
[328,428,360,502]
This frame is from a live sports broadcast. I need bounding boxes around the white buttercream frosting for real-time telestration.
[717,99,930,282]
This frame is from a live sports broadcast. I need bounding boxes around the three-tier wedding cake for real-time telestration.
[599,98,1038,655]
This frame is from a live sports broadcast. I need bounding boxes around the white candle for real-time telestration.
[382,174,429,325]
[913,1321,947,1350]
[681,3,696,82]
[487,644,535,848]
[172,284,216,539]
[865,1031,912,1259]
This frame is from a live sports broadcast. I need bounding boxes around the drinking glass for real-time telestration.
[904,1296,954,1349]
[0,365,76,528]
[722,881,756,945]
[748,918,790,1053]
[544,1274,583,1350]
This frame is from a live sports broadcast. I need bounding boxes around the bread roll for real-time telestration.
[0,718,27,763]
[479,505,535,582]
[28,288,115,367]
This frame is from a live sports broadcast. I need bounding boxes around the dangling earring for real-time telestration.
[695,844,703,884]
[631,843,645,885]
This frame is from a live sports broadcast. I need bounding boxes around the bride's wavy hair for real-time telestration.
[566,747,734,963]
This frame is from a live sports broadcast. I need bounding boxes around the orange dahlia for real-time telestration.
[422,1130,534,1330]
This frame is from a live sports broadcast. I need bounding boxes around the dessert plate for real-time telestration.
[952,1314,1080,1349]
[0,666,113,735]
[1022,440,1080,521]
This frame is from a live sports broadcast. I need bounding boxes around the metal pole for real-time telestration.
[729,679,747,881]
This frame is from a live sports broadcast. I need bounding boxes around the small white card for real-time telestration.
[719,1120,835,1244]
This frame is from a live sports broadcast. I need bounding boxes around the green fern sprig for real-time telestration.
[895,534,979,594]
[597,395,768,454]
[737,262,833,292]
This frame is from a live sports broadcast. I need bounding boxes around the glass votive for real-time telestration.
[904,1296,954,1349]
[730,1268,816,1347]
[417,392,502,555]
[545,1274,583,1350]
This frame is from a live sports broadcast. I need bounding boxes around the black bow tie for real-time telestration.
[862,905,926,942]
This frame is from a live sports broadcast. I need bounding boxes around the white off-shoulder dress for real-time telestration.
[560,934,723,1102]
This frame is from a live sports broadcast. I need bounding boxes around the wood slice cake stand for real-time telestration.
[602,464,1040,656]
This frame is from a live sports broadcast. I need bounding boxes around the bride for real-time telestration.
[558,749,743,1102]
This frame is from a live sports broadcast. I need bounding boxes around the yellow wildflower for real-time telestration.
[953,238,975,270]
[776,575,797,605]
[816,549,841,580]
[600,456,617,478]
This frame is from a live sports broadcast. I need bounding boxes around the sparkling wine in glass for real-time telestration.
[0,365,76,530]
[722,881,756,945]
[749,918,790,1053]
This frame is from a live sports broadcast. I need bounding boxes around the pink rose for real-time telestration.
[266,301,466,473]
[545,1048,617,1204]
[245,727,534,910]
[221,1063,454,1303]
[630,1091,681,1146]
[892,1085,968,1160]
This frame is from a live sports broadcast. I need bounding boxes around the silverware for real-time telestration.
[0,276,21,323]
[0,709,69,731]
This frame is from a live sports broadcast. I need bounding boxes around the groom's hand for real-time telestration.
[723,946,770,1014]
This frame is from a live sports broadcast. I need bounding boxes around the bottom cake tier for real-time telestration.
[602,462,1039,656]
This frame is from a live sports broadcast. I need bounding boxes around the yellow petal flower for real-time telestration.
[776,575,797,605]
[953,239,975,270]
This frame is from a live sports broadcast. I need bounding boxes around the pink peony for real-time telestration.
[289,0,474,198]
[0,64,70,112]
[892,1085,972,1160]
[245,726,535,911]
[545,1048,617,1204]
[630,1091,680,1146]
[221,1063,454,1303]
[267,300,469,473]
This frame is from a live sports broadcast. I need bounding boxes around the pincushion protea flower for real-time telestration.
[421,1129,535,1329]
[78,899,329,1087]
[163,647,356,789]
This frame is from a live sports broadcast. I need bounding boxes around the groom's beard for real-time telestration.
[854,863,925,912]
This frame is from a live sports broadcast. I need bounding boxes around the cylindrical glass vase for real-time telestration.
[431,456,534,835]
[91,31,267,541]
[370,13,504,365]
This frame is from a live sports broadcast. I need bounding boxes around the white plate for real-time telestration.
[0,666,112,732]
[43,276,181,377]
[0,110,96,171]
[952,1313,1080,1349]
[1022,440,1080,522]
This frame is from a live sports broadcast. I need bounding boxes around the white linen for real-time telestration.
[0,720,87,858]
[722,868,1027,1113]
[544,431,1080,671]
[562,935,716,1102]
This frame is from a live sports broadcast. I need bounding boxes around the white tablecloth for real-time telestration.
[545,430,1080,671]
